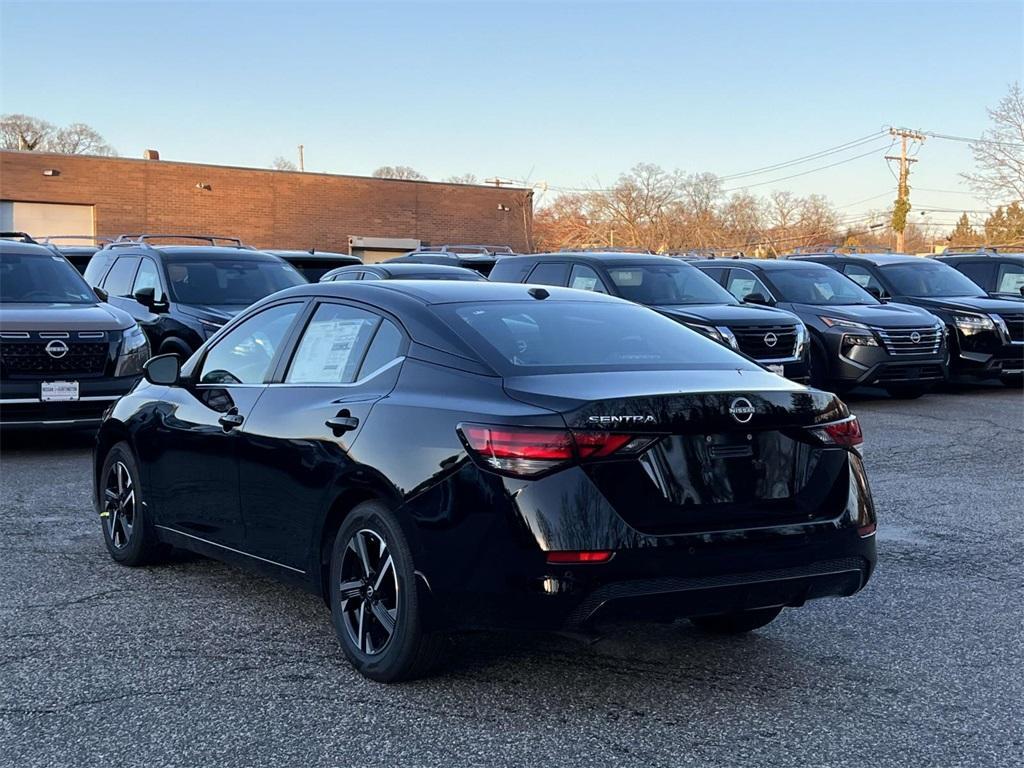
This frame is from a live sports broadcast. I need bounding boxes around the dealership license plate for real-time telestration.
[41,381,80,402]
[767,364,785,375]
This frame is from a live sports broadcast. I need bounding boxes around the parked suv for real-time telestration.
[490,252,810,381]
[320,263,486,282]
[265,250,361,282]
[386,245,515,277]
[0,235,149,428]
[932,249,1024,301]
[83,235,305,358]
[41,236,112,274]
[694,258,948,397]
[790,253,1024,384]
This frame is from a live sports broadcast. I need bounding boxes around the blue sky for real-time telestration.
[1,1,1021,224]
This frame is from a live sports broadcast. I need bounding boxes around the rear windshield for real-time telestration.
[438,300,756,374]
[768,267,877,305]
[0,251,97,304]
[166,258,306,305]
[880,261,985,298]
[606,263,739,306]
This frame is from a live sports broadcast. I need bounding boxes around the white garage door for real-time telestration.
[0,202,95,242]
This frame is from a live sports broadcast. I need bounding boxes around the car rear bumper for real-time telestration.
[0,376,137,428]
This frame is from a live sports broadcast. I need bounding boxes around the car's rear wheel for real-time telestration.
[99,442,165,566]
[329,501,445,682]
[690,606,783,634]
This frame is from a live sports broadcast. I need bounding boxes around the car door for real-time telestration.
[235,301,407,571]
[145,301,306,548]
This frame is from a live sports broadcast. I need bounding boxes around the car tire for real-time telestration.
[690,606,783,634]
[158,337,193,359]
[99,441,167,566]
[884,385,929,399]
[329,500,446,683]
[1001,373,1024,388]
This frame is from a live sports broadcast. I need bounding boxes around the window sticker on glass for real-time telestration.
[847,273,871,288]
[289,318,372,383]
[814,281,836,300]
[571,276,598,291]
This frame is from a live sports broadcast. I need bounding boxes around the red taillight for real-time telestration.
[810,416,863,451]
[459,425,652,477]
[546,550,614,564]
[858,522,877,537]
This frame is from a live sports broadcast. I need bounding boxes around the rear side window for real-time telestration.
[357,319,404,378]
[438,300,754,375]
[331,271,363,281]
[103,256,140,296]
[286,303,382,384]
[997,262,1024,294]
[489,259,534,283]
[526,262,570,287]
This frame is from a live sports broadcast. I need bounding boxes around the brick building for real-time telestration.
[0,151,533,261]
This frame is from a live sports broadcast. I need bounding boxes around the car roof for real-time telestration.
[265,250,360,262]
[98,244,287,261]
[359,263,482,276]
[0,239,64,257]
[790,253,924,266]
[696,258,837,270]
[936,251,1024,262]
[503,252,687,267]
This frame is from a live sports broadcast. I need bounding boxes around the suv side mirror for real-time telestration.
[133,286,168,312]
[864,285,887,301]
[93,286,109,302]
[744,292,772,306]
[143,354,180,386]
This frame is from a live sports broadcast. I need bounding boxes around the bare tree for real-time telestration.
[372,165,427,181]
[0,114,54,150]
[47,123,116,156]
[272,156,298,171]
[962,82,1024,203]
[443,173,478,184]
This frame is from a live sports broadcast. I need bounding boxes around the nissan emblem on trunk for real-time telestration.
[729,397,755,424]
[45,340,69,359]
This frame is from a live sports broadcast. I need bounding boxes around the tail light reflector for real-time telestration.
[546,550,613,564]
[810,416,863,453]
[459,425,653,477]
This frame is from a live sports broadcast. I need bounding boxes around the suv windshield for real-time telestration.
[439,300,755,374]
[0,251,97,304]
[880,261,985,298]
[166,258,305,305]
[769,267,877,306]
[606,264,738,305]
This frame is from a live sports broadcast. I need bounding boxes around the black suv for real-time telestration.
[320,262,487,282]
[0,235,149,429]
[41,236,112,274]
[490,252,810,381]
[790,253,1024,384]
[933,249,1024,301]
[264,250,361,282]
[694,258,948,397]
[83,235,305,358]
[386,245,515,277]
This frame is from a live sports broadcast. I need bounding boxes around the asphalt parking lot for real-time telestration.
[1,385,1021,768]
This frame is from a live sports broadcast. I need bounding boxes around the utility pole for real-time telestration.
[297,144,305,172]
[886,128,925,252]
[484,177,506,187]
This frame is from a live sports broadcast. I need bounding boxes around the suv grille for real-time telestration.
[873,326,942,356]
[998,313,1024,342]
[731,325,799,359]
[0,338,111,376]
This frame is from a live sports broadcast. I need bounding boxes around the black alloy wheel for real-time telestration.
[338,528,399,656]
[99,441,165,566]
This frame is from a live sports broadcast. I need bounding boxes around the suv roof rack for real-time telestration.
[0,231,39,243]
[41,235,113,245]
[937,247,1000,256]
[558,247,657,255]
[412,244,513,257]
[112,234,251,248]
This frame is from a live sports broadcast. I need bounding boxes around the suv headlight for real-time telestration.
[714,326,740,350]
[689,323,724,344]
[953,313,995,335]
[820,316,869,330]
[115,325,150,377]
[795,322,809,355]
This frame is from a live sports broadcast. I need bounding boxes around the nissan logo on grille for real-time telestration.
[763,331,778,348]
[45,340,69,359]
[728,397,755,424]
[910,331,922,344]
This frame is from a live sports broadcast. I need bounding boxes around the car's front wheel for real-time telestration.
[329,501,445,682]
[99,441,166,566]
[690,606,783,634]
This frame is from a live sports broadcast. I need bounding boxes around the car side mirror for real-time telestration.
[864,285,887,302]
[143,353,181,386]
[133,286,168,312]
[744,292,772,306]
[1019,286,1024,297]
[93,286,109,302]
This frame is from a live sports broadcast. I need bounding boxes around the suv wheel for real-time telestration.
[690,606,783,634]
[99,442,166,566]
[329,501,445,682]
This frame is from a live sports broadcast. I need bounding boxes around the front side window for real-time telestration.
[608,264,737,305]
[527,262,570,287]
[439,300,754,375]
[103,256,140,297]
[996,262,1024,294]
[879,261,985,298]
[569,264,608,293]
[842,264,885,295]
[132,258,165,301]
[199,303,302,385]
[166,256,305,306]
[286,304,383,384]
[726,269,773,302]
[952,261,994,289]
[0,251,97,304]
[766,267,876,305]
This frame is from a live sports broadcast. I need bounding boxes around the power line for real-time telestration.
[719,131,888,181]
[723,142,893,192]
[920,130,1024,148]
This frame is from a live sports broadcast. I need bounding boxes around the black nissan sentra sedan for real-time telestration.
[94,280,877,682]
